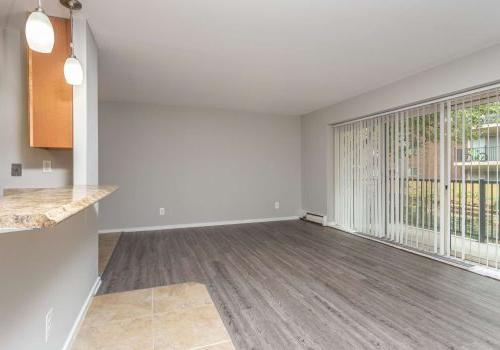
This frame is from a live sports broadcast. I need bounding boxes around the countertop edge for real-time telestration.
[41,187,118,229]
[0,186,118,231]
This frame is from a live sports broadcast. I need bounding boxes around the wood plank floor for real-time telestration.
[99,220,500,350]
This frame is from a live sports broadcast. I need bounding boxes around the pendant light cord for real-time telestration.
[70,8,74,55]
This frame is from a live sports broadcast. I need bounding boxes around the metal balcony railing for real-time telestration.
[395,178,500,243]
[456,146,500,162]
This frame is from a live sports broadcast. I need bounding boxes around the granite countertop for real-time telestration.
[0,185,117,230]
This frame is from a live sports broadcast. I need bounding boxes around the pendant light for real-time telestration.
[25,0,54,53]
[61,0,83,85]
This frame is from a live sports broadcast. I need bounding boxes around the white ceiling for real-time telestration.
[3,0,500,115]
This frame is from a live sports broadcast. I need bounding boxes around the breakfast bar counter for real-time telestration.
[0,185,117,231]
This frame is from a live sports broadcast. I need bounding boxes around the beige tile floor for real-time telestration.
[98,232,122,275]
[71,282,234,350]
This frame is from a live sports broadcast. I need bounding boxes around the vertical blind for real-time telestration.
[333,87,500,268]
[449,89,500,267]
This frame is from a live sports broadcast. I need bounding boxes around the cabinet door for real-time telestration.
[28,16,73,149]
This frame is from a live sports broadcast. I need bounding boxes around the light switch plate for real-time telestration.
[43,160,52,173]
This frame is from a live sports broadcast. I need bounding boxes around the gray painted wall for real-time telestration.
[0,28,72,192]
[0,207,99,350]
[99,102,301,230]
[301,42,500,217]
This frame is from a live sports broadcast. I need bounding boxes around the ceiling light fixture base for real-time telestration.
[59,0,82,11]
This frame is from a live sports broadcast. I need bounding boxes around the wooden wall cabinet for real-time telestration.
[28,16,73,149]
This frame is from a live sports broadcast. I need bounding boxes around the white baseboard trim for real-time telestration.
[62,276,101,350]
[99,216,300,234]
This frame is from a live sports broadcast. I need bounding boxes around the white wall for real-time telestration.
[73,18,99,186]
[0,206,99,350]
[99,102,302,231]
[0,28,72,192]
[301,43,500,217]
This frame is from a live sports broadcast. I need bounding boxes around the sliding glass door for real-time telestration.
[333,87,500,268]
[449,89,500,267]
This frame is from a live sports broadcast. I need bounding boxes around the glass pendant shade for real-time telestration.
[64,56,83,85]
[25,9,54,53]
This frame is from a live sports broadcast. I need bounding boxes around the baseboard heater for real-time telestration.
[301,212,327,226]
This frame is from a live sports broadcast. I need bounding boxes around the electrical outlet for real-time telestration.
[45,308,53,343]
[159,208,165,216]
[11,163,22,176]
[274,201,280,210]
[43,160,52,173]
